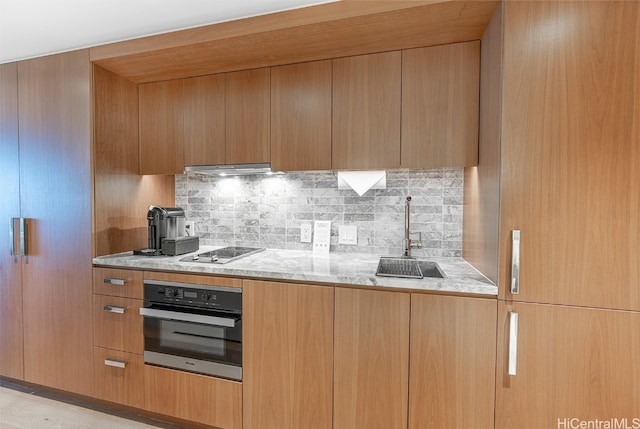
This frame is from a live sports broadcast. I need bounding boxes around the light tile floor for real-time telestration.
[0,386,162,429]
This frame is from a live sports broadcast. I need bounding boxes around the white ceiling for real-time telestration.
[0,0,336,64]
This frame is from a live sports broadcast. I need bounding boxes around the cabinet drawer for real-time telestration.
[144,365,242,429]
[93,347,144,409]
[94,295,143,353]
[93,267,143,299]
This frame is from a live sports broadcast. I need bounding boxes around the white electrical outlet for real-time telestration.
[300,223,312,243]
[185,221,196,236]
[338,225,358,245]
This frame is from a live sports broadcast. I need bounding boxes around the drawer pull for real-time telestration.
[510,230,521,294]
[103,305,125,314]
[508,311,519,376]
[104,277,126,286]
[104,359,126,369]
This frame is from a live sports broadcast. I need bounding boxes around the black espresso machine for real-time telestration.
[134,206,199,256]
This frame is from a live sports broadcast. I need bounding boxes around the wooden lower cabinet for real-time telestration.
[144,365,242,429]
[496,302,640,429]
[334,287,410,429]
[243,280,334,429]
[93,295,143,353]
[93,348,144,409]
[409,294,497,429]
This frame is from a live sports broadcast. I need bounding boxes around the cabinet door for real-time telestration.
[18,50,93,396]
[271,60,332,171]
[183,73,226,166]
[225,68,270,164]
[402,41,479,168]
[409,294,496,429]
[139,79,184,174]
[334,288,409,429]
[496,302,640,429]
[0,62,23,380]
[243,280,334,429]
[499,1,640,310]
[333,51,401,170]
[144,365,242,429]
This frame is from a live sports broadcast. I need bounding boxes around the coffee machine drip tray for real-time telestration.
[182,246,265,264]
[134,248,163,256]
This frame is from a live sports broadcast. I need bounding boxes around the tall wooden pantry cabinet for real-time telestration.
[465,2,640,427]
[0,50,94,395]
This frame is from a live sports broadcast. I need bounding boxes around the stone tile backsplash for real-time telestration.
[175,168,463,257]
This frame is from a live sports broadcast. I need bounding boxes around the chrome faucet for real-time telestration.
[403,196,422,257]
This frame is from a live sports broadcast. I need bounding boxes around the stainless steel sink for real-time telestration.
[375,257,444,279]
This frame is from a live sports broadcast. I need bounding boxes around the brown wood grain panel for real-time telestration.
[93,295,144,354]
[243,280,334,429]
[139,79,184,174]
[144,365,242,429]
[90,1,499,83]
[334,288,409,429]
[271,60,332,171]
[18,50,94,396]
[225,68,270,164]
[332,51,401,170]
[409,294,496,429]
[496,302,640,428]
[144,271,242,289]
[462,4,502,285]
[93,267,144,299]
[499,1,640,309]
[0,62,23,380]
[183,73,226,166]
[93,348,145,409]
[401,41,480,168]
[93,65,175,256]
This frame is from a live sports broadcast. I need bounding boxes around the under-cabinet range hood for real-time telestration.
[184,163,280,176]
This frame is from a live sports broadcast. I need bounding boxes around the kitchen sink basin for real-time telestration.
[375,257,444,279]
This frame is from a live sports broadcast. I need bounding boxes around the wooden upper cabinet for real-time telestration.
[225,68,270,164]
[271,60,332,171]
[334,287,409,429]
[332,51,401,170]
[183,73,226,166]
[138,79,184,174]
[402,41,480,168]
[497,1,640,310]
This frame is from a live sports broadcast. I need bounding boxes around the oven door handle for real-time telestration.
[139,307,238,328]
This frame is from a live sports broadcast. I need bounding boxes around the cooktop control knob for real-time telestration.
[202,292,211,301]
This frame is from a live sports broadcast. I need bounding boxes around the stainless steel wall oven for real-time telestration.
[140,279,242,380]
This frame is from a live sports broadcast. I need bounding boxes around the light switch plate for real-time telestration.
[339,225,357,245]
[301,223,312,243]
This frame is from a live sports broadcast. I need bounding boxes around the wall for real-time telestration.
[176,168,464,257]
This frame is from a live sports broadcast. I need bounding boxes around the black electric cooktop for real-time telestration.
[180,246,265,264]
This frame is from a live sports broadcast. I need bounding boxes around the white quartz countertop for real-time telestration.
[92,247,497,296]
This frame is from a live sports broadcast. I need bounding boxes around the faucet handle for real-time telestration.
[411,232,423,249]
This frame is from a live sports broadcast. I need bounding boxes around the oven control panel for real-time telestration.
[144,280,242,312]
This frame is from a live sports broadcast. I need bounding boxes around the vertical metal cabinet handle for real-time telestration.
[511,230,521,294]
[508,311,519,376]
[10,218,18,256]
[103,305,126,314]
[103,277,126,286]
[104,359,126,369]
[20,218,28,256]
